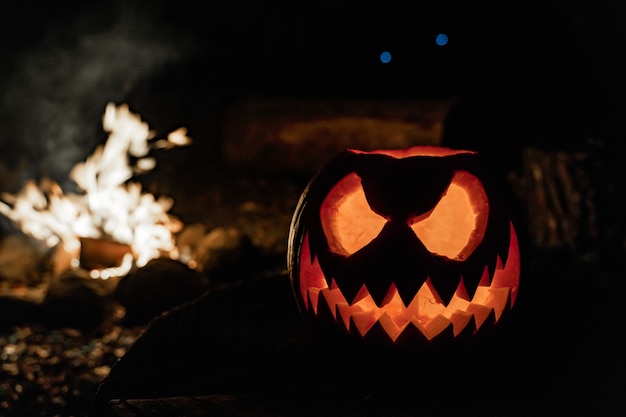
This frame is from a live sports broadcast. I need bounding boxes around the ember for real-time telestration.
[0,103,191,279]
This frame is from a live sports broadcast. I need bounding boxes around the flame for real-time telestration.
[0,103,191,278]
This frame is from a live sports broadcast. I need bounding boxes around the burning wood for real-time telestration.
[0,103,191,279]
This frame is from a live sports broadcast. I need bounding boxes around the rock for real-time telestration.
[0,233,48,286]
[114,258,210,327]
[0,295,41,331]
[40,269,110,332]
[195,226,257,287]
[175,223,209,267]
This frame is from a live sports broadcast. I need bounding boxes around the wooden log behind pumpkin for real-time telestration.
[221,97,454,177]
[508,147,597,251]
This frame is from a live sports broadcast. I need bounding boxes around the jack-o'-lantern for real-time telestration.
[287,146,520,346]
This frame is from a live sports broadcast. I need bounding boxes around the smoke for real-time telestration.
[0,2,198,191]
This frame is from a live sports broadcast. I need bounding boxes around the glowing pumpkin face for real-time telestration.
[287,146,520,345]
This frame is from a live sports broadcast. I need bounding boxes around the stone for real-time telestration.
[114,258,210,327]
[40,269,110,332]
[195,226,257,287]
[0,233,49,286]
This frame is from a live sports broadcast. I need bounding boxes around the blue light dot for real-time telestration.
[435,33,448,46]
[379,51,392,64]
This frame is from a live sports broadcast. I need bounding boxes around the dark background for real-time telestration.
[1,2,625,416]
[2,0,626,183]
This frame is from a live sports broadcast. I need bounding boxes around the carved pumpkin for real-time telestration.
[287,146,520,346]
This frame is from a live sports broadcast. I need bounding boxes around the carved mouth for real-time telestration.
[297,223,520,342]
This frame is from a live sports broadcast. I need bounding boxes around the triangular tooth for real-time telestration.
[454,279,470,302]
[338,279,365,305]
[421,314,455,341]
[466,304,497,333]
[349,310,378,337]
[334,304,351,334]
[352,284,375,304]
[430,320,456,343]
[455,316,478,340]
[336,300,355,331]
[478,266,491,287]
[363,278,392,306]
[377,312,406,342]
[360,319,393,343]
[394,322,431,347]
[316,291,337,322]
[463,262,490,300]
[448,311,473,337]
[484,287,511,322]
[431,274,459,305]
[504,289,513,313]
[483,307,498,329]
[467,303,493,330]
[395,278,425,306]
[424,278,444,304]
[306,287,321,313]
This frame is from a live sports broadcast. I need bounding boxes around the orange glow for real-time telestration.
[299,223,520,342]
[350,145,474,158]
[320,168,488,260]
[320,172,387,256]
[411,171,489,260]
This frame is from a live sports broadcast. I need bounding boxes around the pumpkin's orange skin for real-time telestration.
[288,146,521,349]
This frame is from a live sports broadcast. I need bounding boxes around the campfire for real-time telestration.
[0,103,191,280]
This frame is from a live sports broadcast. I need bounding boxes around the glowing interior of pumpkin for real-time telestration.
[299,224,520,341]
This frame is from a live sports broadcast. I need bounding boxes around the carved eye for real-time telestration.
[320,172,386,256]
[410,170,489,260]
[319,170,489,260]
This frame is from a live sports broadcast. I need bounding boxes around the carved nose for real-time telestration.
[334,220,433,305]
